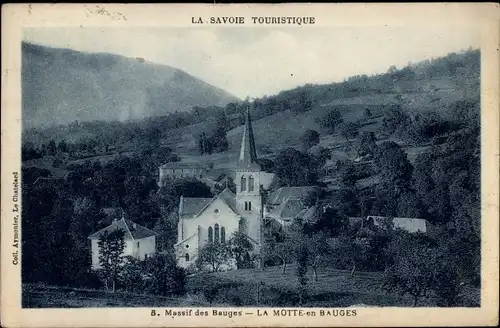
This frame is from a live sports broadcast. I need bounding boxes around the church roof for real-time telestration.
[266,198,306,222]
[179,188,238,218]
[88,218,157,240]
[267,186,317,205]
[179,197,213,217]
[238,107,260,170]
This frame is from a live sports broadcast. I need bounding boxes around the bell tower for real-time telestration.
[235,106,262,247]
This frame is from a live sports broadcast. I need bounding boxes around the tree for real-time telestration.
[318,109,343,134]
[198,132,206,155]
[144,253,186,296]
[274,148,319,187]
[374,141,413,193]
[387,65,398,74]
[229,232,255,269]
[309,146,331,169]
[383,232,437,307]
[363,108,372,120]
[334,233,369,277]
[57,140,68,153]
[300,130,320,150]
[257,158,275,172]
[196,242,232,272]
[381,105,410,135]
[306,232,331,282]
[198,132,214,155]
[338,160,357,189]
[97,229,126,292]
[261,236,295,274]
[358,132,377,157]
[309,206,347,237]
[339,122,360,148]
[47,140,57,156]
[212,127,229,152]
[295,238,309,305]
[429,243,463,307]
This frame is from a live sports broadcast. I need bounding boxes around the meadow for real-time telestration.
[23,264,480,308]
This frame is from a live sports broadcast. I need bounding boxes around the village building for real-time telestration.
[88,212,157,270]
[158,162,208,187]
[363,215,433,234]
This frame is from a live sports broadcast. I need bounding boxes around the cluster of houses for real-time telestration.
[88,108,432,271]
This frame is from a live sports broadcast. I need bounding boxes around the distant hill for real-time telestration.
[22,48,480,172]
[22,42,239,128]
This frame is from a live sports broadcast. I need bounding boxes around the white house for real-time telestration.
[88,216,157,270]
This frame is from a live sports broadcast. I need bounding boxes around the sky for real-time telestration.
[23,26,480,99]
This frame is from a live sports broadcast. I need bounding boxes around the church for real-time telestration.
[174,108,310,270]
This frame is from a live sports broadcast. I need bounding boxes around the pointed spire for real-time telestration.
[238,106,259,169]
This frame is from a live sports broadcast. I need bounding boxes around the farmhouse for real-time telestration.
[88,213,157,270]
[174,109,311,269]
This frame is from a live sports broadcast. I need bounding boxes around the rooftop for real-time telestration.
[266,198,306,222]
[179,197,213,217]
[88,218,157,240]
[160,162,207,169]
[366,216,431,233]
[179,188,237,218]
[267,186,317,205]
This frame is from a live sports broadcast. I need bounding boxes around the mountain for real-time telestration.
[21,42,239,128]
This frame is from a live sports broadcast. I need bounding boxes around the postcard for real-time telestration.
[1,3,499,327]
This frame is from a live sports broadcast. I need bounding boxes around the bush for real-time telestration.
[300,130,320,149]
[120,256,146,293]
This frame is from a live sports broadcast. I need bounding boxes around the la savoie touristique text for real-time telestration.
[192,16,316,25]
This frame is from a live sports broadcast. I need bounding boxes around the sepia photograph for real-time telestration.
[1,3,499,328]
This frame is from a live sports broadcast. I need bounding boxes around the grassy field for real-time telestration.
[22,284,208,308]
[22,263,480,308]
[187,265,408,307]
[188,264,480,307]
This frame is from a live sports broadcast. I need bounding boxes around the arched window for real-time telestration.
[185,253,190,262]
[248,175,254,191]
[221,227,226,243]
[239,218,246,234]
[240,176,247,192]
[208,226,213,243]
[214,224,220,243]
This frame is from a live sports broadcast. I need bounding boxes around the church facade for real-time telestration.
[174,109,267,269]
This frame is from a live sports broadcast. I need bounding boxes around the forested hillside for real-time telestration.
[22,42,239,128]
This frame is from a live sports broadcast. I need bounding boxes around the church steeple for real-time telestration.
[238,106,260,169]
